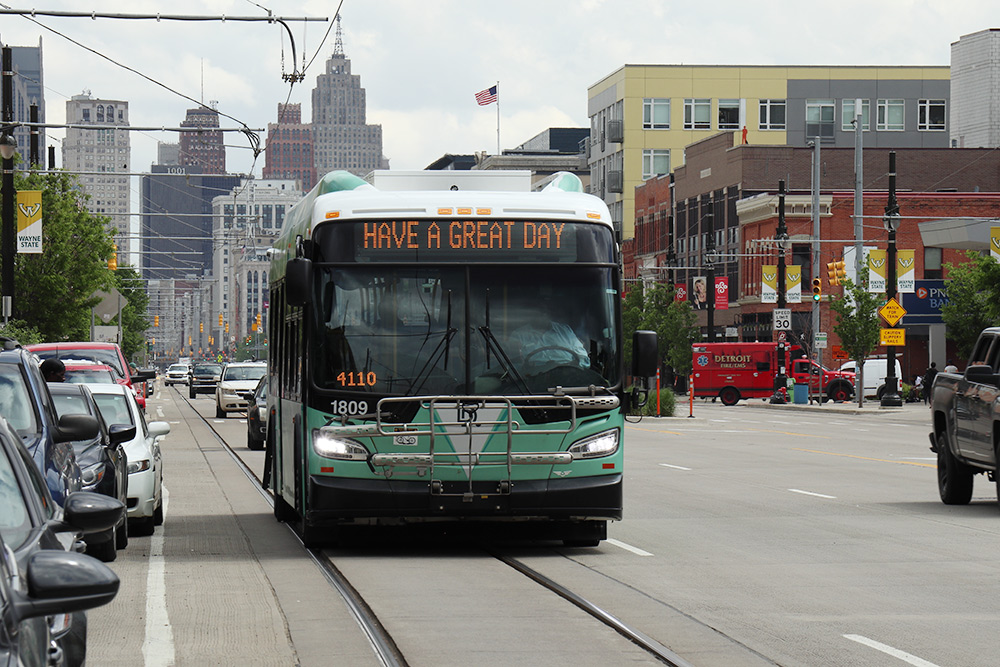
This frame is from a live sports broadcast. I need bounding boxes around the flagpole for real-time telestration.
[495,80,500,155]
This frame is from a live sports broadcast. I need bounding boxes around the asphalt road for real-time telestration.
[90,388,1000,667]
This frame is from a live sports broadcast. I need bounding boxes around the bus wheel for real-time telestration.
[300,521,338,549]
[560,520,605,547]
[719,386,740,406]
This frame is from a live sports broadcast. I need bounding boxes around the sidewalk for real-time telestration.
[743,397,931,416]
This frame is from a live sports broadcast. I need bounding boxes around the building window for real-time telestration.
[841,99,871,131]
[82,108,90,122]
[642,98,670,129]
[758,99,785,130]
[642,149,670,180]
[96,105,104,122]
[924,246,942,279]
[918,99,946,131]
[718,99,742,130]
[877,99,905,131]
[805,99,835,140]
[683,99,711,130]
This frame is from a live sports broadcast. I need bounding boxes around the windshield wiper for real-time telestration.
[478,289,531,394]
[409,290,457,396]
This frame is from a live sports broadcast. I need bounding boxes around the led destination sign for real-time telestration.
[320,220,615,263]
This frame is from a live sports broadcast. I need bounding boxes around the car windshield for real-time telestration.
[223,366,266,382]
[33,348,125,379]
[51,391,93,418]
[92,393,134,428]
[194,365,222,374]
[0,365,38,435]
[65,368,116,384]
[0,441,31,549]
[311,264,620,396]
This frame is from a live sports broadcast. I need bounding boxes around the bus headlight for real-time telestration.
[568,428,619,459]
[312,428,370,461]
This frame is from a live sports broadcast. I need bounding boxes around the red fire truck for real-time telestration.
[691,342,855,406]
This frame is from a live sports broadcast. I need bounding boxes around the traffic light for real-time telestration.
[218,313,223,327]
[811,277,822,301]
[108,244,117,270]
[199,322,204,333]
[154,315,159,327]
[225,322,229,333]
[826,260,847,286]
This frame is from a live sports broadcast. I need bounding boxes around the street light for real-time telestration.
[881,151,903,407]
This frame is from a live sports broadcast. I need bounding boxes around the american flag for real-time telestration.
[475,85,498,106]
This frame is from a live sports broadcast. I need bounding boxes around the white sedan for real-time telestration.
[87,383,170,535]
[215,362,267,418]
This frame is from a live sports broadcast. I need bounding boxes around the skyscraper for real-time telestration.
[62,92,131,260]
[179,105,225,174]
[262,103,316,190]
[311,17,388,179]
[9,37,45,168]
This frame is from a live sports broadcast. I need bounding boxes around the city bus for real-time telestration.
[266,169,656,546]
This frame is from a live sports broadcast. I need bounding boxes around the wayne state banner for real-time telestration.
[867,249,887,293]
[896,249,915,293]
[992,226,1000,261]
[866,248,914,293]
[761,265,778,303]
[16,191,42,254]
[761,265,800,303]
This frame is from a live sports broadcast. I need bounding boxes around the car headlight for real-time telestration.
[568,428,619,459]
[80,461,105,487]
[127,459,151,474]
[312,428,370,461]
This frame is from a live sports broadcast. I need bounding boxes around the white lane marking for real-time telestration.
[843,634,941,667]
[659,463,692,471]
[788,488,836,499]
[606,538,653,556]
[156,406,165,419]
[142,486,174,667]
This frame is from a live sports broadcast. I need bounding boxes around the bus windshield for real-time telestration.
[312,265,620,396]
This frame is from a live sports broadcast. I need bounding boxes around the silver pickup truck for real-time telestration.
[930,327,1000,505]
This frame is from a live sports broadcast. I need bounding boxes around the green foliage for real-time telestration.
[0,320,42,345]
[622,282,699,375]
[8,169,117,341]
[113,266,151,363]
[828,275,881,367]
[627,387,676,417]
[940,252,1000,360]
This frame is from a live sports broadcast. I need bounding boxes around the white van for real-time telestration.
[838,358,902,398]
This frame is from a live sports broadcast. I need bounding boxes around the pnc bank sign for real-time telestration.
[901,279,950,324]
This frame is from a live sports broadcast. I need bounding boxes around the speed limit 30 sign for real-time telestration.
[772,308,791,330]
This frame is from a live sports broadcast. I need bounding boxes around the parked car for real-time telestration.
[0,338,98,508]
[188,362,223,399]
[27,342,155,411]
[215,362,267,418]
[87,383,170,536]
[837,357,903,399]
[48,382,131,561]
[0,412,123,667]
[243,376,268,450]
[63,361,117,385]
[164,363,190,386]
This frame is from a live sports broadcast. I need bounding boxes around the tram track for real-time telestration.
[184,388,692,667]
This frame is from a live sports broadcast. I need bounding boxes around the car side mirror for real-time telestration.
[54,413,99,444]
[108,423,137,445]
[10,550,120,623]
[147,421,171,438]
[966,364,999,386]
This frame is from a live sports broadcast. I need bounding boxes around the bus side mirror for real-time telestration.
[286,258,313,307]
[632,330,658,378]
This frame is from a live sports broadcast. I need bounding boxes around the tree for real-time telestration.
[112,266,151,363]
[828,276,881,406]
[940,251,1000,360]
[622,281,699,382]
[9,169,116,341]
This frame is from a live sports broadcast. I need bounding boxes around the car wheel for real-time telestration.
[719,386,740,406]
[216,403,226,418]
[115,517,129,549]
[938,431,974,505]
[130,515,155,536]
[827,383,851,403]
[154,502,164,526]
[88,533,117,562]
[189,388,196,399]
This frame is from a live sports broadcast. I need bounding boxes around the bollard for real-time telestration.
[688,374,694,418]
[656,368,661,417]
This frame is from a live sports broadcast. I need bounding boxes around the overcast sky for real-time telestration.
[5,0,998,178]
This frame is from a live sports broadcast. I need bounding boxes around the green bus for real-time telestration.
[266,170,656,546]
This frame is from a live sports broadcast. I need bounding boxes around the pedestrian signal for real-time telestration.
[826,260,847,286]
[811,277,822,301]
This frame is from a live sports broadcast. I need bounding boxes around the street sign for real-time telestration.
[815,332,828,349]
[880,328,906,346]
[878,298,907,327]
[772,308,791,330]
[832,345,849,360]
[776,330,787,342]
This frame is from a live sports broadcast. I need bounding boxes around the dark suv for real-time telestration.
[189,362,223,399]
[1,338,99,507]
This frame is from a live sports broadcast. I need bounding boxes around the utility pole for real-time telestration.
[706,208,715,344]
[881,151,903,407]
[771,180,789,403]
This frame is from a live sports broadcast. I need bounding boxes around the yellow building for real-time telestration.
[587,65,951,240]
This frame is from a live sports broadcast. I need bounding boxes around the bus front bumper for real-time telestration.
[305,473,622,524]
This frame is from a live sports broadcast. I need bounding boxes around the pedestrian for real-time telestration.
[944,359,958,374]
[923,362,938,404]
[913,374,923,402]
[40,358,66,382]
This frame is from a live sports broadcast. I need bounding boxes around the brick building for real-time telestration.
[263,103,317,191]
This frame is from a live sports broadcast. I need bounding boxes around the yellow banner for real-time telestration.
[761,265,778,304]
[896,249,915,293]
[992,225,1000,261]
[16,190,43,254]
[867,249,886,293]
[785,265,801,304]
